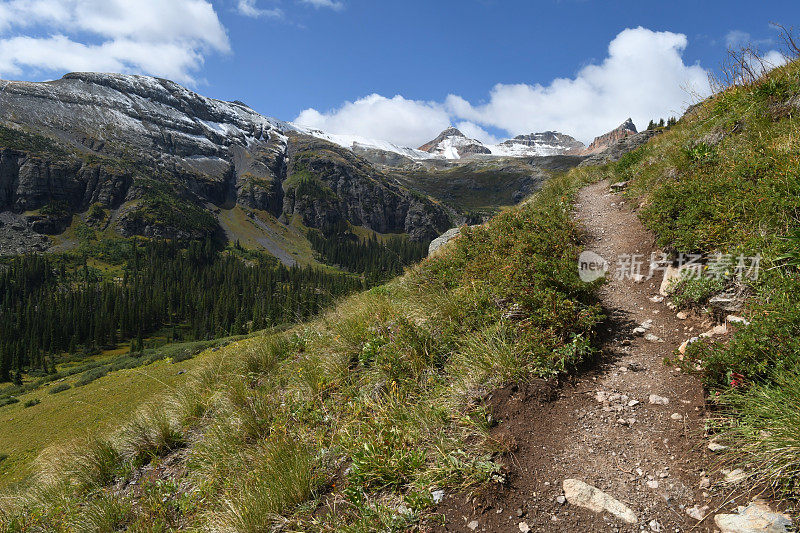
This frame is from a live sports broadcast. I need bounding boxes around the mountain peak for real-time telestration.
[583,118,638,155]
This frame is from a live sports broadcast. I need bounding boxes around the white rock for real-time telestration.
[633,327,647,335]
[699,477,711,489]
[467,520,479,531]
[649,295,665,303]
[714,500,793,533]
[678,336,700,354]
[644,333,664,343]
[562,478,637,524]
[628,399,640,407]
[649,519,662,532]
[723,468,748,484]
[518,522,531,533]
[670,413,683,420]
[708,441,728,452]
[431,489,444,503]
[726,315,751,326]
[649,394,669,405]
[676,311,689,320]
[428,227,462,255]
[556,495,566,504]
[686,504,709,521]
[646,480,659,489]
[659,266,684,296]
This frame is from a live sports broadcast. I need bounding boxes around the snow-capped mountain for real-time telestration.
[415,127,586,159]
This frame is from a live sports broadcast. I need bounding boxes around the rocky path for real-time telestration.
[434,180,729,532]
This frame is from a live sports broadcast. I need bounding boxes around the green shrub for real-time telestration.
[49,383,71,395]
[666,275,726,309]
[24,398,40,408]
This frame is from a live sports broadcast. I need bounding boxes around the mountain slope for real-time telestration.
[0,73,450,258]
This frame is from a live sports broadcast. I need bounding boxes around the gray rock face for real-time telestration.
[578,130,658,167]
[500,131,585,155]
[0,72,450,248]
[428,227,462,255]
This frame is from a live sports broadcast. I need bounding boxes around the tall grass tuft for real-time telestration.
[720,372,800,494]
[119,405,184,464]
[217,438,320,532]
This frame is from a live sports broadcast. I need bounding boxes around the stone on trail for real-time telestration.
[649,394,669,405]
[466,519,478,531]
[562,478,638,524]
[518,522,531,532]
[714,500,793,533]
[686,504,709,521]
[644,333,664,343]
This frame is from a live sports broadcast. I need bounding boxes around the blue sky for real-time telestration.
[0,0,797,145]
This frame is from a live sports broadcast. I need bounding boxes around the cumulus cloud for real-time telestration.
[237,0,282,18]
[0,0,229,84]
[446,27,712,144]
[455,121,500,145]
[295,27,713,147]
[295,94,451,148]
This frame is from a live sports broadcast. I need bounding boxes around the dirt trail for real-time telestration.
[435,180,723,532]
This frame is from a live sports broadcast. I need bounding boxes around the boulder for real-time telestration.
[562,478,637,524]
[714,500,792,533]
[428,227,462,255]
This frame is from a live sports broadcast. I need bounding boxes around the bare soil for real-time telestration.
[431,180,727,532]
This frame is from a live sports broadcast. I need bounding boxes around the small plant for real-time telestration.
[667,274,726,309]
[685,141,716,165]
[777,228,800,269]
[23,398,40,408]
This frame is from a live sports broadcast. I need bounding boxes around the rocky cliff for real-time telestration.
[0,73,451,253]
[582,118,638,155]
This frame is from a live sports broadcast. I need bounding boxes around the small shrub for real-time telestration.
[667,275,726,309]
[75,366,110,387]
[49,383,71,395]
[23,398,40,408]
[0,397,19,407]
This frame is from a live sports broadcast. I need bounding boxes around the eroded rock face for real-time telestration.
[582,118,638,155]
[578,130,658,168]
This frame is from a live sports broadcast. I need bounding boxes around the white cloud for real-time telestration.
[295,94,451,148]
[0,0,229,84]
[297,27,713,147]
[445,27,712,144]
[725,30,752,48]
[237,0,282,18]
[299,0,343,9]
[455,121,500,145]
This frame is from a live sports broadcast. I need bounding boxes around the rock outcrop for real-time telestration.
[582,118,638,155]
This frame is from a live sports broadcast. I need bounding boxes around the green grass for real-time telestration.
[0,167,604,530]
[612,56,800,498]
[0,347,212,490]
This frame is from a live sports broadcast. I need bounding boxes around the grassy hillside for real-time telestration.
[0,168,603,531]
[606,56,800,496]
